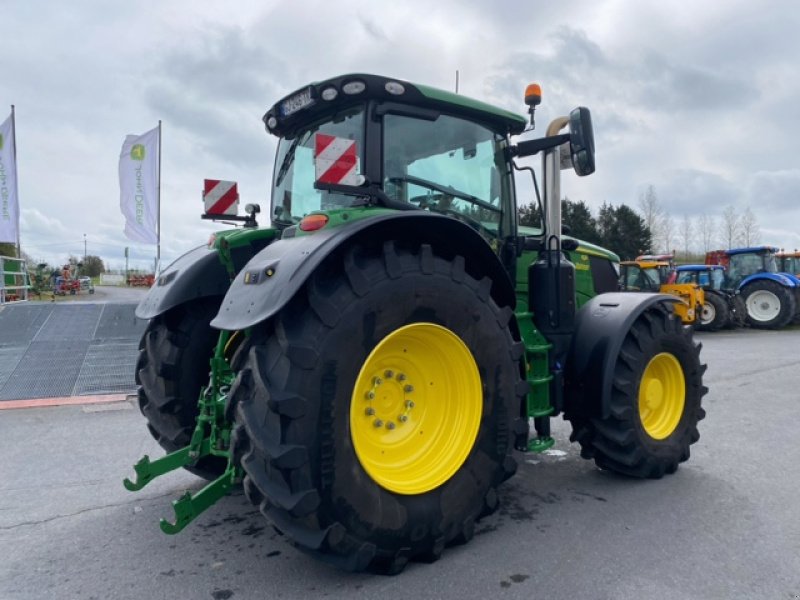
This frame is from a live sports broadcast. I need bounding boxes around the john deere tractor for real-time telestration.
[126,74,707,574]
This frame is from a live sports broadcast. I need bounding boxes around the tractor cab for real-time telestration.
[675,264,727,290]
[777,250,800,277]
[619,259,704,324]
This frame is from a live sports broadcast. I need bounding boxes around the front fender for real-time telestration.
[211,212,515,331]
[136,245,230,319]
[564,292,680,420]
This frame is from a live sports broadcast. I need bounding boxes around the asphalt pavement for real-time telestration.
[1,326,799,600]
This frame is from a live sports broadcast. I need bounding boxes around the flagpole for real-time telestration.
[11,105,20,258]
[156,119,161,275]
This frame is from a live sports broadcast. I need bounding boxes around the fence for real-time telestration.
[0,255,29,304]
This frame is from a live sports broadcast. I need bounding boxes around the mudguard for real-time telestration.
[738,272,798,291]
[136,245,231,320]
[563,292,680,420]
[211,212,515,331]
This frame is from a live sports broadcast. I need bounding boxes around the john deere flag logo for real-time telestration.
[130,144,145,160]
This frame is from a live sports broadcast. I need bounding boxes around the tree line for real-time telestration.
[519,185,762,261]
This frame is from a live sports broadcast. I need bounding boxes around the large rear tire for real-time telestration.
[229,242,523,574]
[741,280,796,329]
[136,297,227,479]
[568,304,706,478]
[697,291,729,331]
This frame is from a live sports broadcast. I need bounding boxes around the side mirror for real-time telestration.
[569,107,595,176]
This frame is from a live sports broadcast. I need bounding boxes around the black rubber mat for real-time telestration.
[72,341,139,395]
[0,304,52,347]
[1,340,90,400]
[93,304,147,340]
[33,304,103,343]
[0,303,146,401]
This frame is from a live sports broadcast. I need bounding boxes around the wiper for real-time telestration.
[387,175,501,214]
[275,131,310,187]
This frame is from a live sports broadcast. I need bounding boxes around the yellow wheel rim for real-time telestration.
[638,352,685,440]
[350,323,482,495]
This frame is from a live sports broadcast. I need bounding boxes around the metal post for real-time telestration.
[11,105,21,259]
[156,120,162,276]
[83,233,87,262]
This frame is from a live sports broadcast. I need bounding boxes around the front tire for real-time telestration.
[741,280,796,329]
[568,304,706,478]
[136,297,226,479]
[697,291,729,331]
[229,242,523,573]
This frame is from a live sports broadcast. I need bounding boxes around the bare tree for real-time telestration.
[740,206,760,246]
[678,214,694,260]
[720,205,742,249]
[660,213,675,254]
[698,213,716,253]
[637,185,662,252]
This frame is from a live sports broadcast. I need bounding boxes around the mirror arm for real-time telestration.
[510,133,570,158]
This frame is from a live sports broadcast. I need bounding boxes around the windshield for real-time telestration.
[382,113,510,237]
[727,252,775,284]
[272,106,365,224]
[623,265,661,291]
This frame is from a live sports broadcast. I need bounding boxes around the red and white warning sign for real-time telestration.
[314,134,361,185]
[203,179,239,215]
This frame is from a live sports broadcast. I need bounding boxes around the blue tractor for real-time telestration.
[705,246,800,329]
[674,264,745,331]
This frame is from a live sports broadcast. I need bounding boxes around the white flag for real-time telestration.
[0,113,20,244]
[119,126,159,244]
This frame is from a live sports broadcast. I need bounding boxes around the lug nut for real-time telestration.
[373,377,382,386]
[373,419,384,428]
[404,384,414,393]
[405,400,415,408]
[384,370,394,379]
[365,407,375,416]
[397,373,406,382]
[386,421,396,430]
[398,415,408,423]
[366,391,375,400]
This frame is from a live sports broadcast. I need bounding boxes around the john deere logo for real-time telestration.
[131,144,145,160]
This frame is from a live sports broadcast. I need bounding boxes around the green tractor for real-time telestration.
[125,74,707,574]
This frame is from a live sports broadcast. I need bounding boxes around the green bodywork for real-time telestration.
[126,73,619,532]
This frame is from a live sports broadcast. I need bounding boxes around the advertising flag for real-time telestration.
[119,126,159,244]
[0,113,20,244]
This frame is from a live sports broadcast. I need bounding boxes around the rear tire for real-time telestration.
[136,297,226,479]
[741,280,796,329]
[697,291,728,331]
[568,304,706,478]
[229,242,523,573]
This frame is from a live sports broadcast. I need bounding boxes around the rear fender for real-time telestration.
[738,273,798,291]
[564,292,681,420]
[211,212,515,331]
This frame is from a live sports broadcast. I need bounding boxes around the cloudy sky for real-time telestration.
[3,0,800,270]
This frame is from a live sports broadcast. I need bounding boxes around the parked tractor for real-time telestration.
[618,259,704,325]
[777,250,800,277]
[674,264,745,330]
[706,246,800,329]
[126,74,707,574]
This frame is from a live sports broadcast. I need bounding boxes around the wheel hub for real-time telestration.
[350,322,482,495]
[638,352,686,440]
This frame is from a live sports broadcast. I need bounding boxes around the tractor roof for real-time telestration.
[620,260,670,268]
[726,245,779,255]
[263,73,528,138]
[676,264,725,272]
